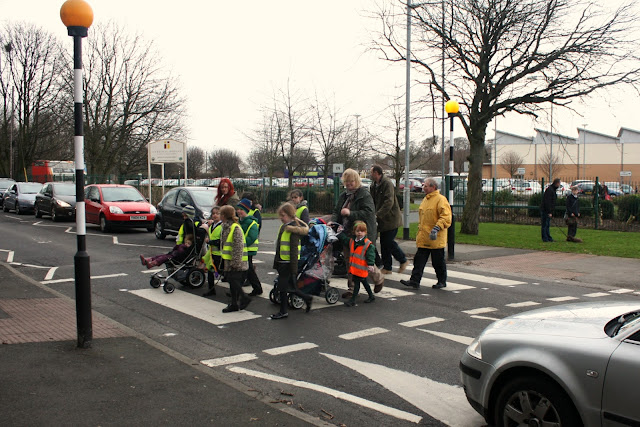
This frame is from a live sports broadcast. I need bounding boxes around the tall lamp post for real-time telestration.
[60,0,94,349]
[444,99,459,260]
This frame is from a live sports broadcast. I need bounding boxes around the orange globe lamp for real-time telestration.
[445,99,460,116]
[60,0,93,37]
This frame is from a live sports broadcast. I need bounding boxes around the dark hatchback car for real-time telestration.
[35,182,77,221]
[154,186,217,239]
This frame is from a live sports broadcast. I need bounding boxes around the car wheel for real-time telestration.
[15,203,22,215]
[2,203,8,212]
[154,220,166,240]
[35,205,42,218]
[99,215,110,232]
[493,376,581,427]
[51,208,58,222]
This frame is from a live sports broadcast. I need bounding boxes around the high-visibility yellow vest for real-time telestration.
[221,223,248,261]
[248,208,259,217]
[295,205,308,219]
[209,222,222,256]
[278,225,301,261]
[349,238,372,278]
[177,219,200,244]
[244,220,259,253]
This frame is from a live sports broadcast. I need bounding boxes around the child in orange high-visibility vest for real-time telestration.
[337,221,376,306]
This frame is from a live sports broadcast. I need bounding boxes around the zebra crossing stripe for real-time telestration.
[263,342,318,355]
[339,328,389,340]
[399,317,445,328]
[201,353,257,367]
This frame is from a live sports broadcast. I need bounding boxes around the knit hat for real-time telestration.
[182,205,195,219]
[237,198,252,214]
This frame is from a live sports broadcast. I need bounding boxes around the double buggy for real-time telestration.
[269,219,342,308]
[149,218,208,293]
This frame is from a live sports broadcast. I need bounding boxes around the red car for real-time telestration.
[84,184,156,232]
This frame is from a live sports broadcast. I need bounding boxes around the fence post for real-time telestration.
[491,177,496,222]
[595,176,599,230]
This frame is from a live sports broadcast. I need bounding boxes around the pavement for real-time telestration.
[1,239,638,425]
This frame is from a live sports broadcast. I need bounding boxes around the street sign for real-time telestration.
[620,171,632,177]
[333,163,344,174]
[517,167,525,175]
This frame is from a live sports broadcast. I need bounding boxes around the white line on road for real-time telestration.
[462,307,497,315]
[505,301,540,308]
[547,296,579,302]
[399,317,445,328]
[41,273,128,284]
[7,251,14,262]
[129,288,261,325]
[339,328,389,340]
[470,315,501,321]
[583,292,610,298]
[610,289,634,294]
[416,329,474,346]
[44,267,58,280]
[201,353,258,367]
[228,365,423,424]
[322,353,484,426]
[263,342,318,355]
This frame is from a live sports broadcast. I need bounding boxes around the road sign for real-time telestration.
[333,163,344,174]
[517,167,525,175]
[620,171,632,177]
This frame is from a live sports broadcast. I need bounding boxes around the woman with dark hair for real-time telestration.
[214,178,240,207]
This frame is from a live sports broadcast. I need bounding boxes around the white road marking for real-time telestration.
[21,263,52,269]
[547,296,579,302]
[141,268,163,274]
[388,269,524,287]
[462,307,497,315]
[329,277,418,298]
[201,353,258,367]
[584,292,610,298]
[339,327,389,340]
[7,251,14,262]
[322,353,484,426]
[399,317,445,328]
[470,315,501,321]
[129,288,261,325]
[380,271,477,291]
[506,301,540,308]
[416,329,474,346]
[41,273,128,284]
[263,342,318,355]
[228,365,423,424]
[610,289,634,294]
[44,267,58,280]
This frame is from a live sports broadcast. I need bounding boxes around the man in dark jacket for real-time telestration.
[540,178,560,242]
[370,165,408,275]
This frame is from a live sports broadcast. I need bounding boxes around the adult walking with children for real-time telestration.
[370,164,408,275]
[400,178,451,290]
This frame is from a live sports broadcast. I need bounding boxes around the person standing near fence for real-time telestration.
[565,186,582,243]
[540,178,560,242]
[370,164,408,275]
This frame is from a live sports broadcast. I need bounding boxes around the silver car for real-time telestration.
[460,301,640,426]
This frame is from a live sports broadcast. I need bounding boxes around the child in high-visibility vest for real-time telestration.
[338,221,376,306]
[202,206,222,297]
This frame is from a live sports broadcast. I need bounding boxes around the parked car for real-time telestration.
[575,181,595,197]
[84,184,156,232]
[510,180,542,195]
[544,180,571,196]
[153,186,217,239]
[460,301,640,427]
[621,184,636,194]
[34,182,76,221]
[398,178,422,192]
[0,178,16,207]
[2,182,43,214]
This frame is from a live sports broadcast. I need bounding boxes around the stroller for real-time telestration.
[269,219,341,308]
[149,218,208,294]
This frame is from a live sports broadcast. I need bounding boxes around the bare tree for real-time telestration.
[538,151,563,181]
[452,137,470,175]
[373,0,640,234]
[209,148,242,177]
[187,146,206,179]
[76,21,187,178]
[310,93,350,186]
[247,110,286,183]
[500,151,526,178]
[0,23,69,179]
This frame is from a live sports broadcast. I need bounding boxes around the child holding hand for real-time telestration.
[338,221,376,306]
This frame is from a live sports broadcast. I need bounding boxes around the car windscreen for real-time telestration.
[191,190,216,209]
[19,183,43,194]
[53,184,76,196]
[101,187,145,202]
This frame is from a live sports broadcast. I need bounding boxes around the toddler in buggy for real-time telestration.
[148,218,208,293]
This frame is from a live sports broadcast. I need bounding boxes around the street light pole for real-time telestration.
[445,100,459,261]
[61,0,94,349]
[403,2,412,240]
[3,43,14,179]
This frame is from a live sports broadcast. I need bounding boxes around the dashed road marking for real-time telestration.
[470,315,500,321]
[339,327,389,340]
[584,292,610,298]
[201,353,258,367]
[263,342,318,355]
[547,296,579,302]
[41,273,128,284]
[506,301,540,308]
[462,307,497,315]
[416,329,474,346]
[399,317,445,328]
[610,289,634,294]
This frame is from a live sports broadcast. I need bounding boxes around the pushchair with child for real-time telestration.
[269,219,341,308]
[149,218,208,293]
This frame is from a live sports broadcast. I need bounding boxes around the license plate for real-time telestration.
[130,215,147,220]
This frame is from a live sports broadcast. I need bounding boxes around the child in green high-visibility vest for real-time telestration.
[202,206,222,297]
[289,189,310,225]
[218,205,250,313]
[271,202,311,320]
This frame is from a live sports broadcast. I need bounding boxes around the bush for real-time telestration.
[613,194,640,222]
[482,189,515,205]
[599,199,614,220]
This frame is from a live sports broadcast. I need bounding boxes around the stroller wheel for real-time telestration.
[269,288,279,304]
[164,282,175,294]
[325,287,340,304]
[150,276,161,288]
[289,294,305,310]
[187,268,205,288]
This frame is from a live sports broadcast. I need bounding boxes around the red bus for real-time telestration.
[31,160,75,183]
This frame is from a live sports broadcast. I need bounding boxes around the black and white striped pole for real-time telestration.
[61,0,94,349]
[444,99,459,260]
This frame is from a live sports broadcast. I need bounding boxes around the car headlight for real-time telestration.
[109,206,124,214]
[56,200,71,208]
[466,337,482,360]
[149,205,157,214]
[202,211,210,219]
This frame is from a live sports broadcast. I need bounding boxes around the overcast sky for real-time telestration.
[3,0,640,159]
